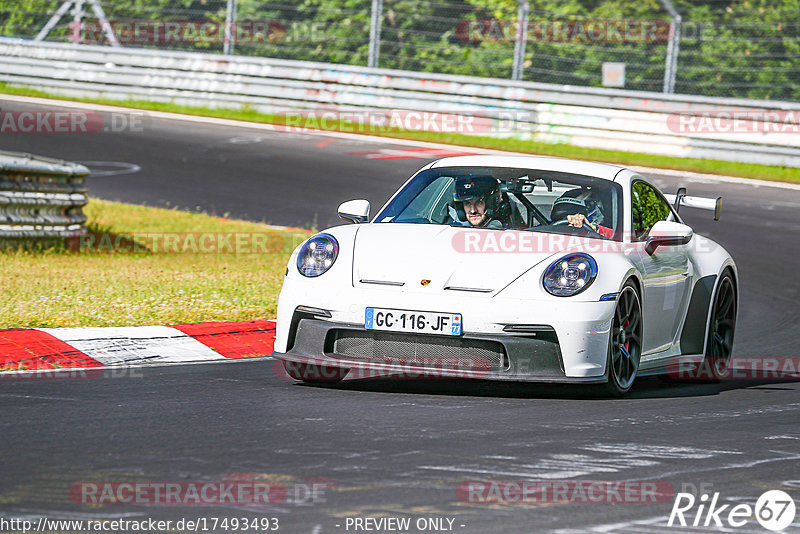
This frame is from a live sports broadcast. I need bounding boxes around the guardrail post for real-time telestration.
[368,0,383,68]
[223,0,237,55]
[511,0,529,81]
[660,0,682,94]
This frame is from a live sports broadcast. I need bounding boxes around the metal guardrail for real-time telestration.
[1,38,800,167]
[0,150,89,244]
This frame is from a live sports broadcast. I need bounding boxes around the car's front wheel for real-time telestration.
[603,282,643,396]
[284,361,348,384]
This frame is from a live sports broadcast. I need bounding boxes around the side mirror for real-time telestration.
[645,220,693,255]
[338,199,370,224]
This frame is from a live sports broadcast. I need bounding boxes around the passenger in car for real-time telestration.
[551,188,613,238]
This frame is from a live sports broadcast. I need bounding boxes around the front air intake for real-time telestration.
[331,330,507,371]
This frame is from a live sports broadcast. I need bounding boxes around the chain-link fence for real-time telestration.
[1,0,798,101]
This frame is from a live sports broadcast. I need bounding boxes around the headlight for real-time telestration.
[296,233,339,277]
[543,253,597,297]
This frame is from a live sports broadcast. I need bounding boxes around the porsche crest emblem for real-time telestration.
[420,279,431,286]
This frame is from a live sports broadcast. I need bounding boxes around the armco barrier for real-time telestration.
[0,149,89,244]
[1,38,799,167]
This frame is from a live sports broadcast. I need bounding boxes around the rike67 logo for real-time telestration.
[668,490,796,531]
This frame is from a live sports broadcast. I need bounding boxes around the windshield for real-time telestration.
[374,167,624,241]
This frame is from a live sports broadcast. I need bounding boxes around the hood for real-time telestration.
[352,223,577,294]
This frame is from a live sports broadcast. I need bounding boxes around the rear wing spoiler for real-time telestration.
[664,188,722,220]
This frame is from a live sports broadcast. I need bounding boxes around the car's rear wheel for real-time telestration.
[603,282,643,397]
[700,272,737,381]
[284,361,348,384]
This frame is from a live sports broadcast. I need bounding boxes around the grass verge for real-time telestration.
[0,198,310,328]
[2,82,799,184]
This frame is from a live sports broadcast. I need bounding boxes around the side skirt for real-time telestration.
[679,274,717,355]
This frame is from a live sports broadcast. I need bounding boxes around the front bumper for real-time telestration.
[273,318,608,383]
[274,284,617,379]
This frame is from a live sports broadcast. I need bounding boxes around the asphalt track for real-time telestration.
[1,97,800,533]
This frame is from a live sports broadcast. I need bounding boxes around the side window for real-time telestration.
[429,177,457,223]
[401,176,454,222]
[631,181,672,240]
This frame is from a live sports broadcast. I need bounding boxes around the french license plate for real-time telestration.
[365,308,462,336]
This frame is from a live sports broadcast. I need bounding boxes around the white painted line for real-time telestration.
[76,161,141,177]
[40,326,223,365]
[4,93,799,190]
[419,452,661,479]
[650,451,800,481]
[581,444,741,459]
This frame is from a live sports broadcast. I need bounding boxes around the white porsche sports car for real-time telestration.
[273,155,737,395]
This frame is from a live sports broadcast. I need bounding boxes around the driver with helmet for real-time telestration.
[452,176,508,228]
[550,188,613,238]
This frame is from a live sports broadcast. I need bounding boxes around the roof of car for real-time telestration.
[429,155,626,181]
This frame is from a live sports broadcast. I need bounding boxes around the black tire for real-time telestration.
[284,361,348,384]
[602,282,643,397]
[698,271,737,382]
